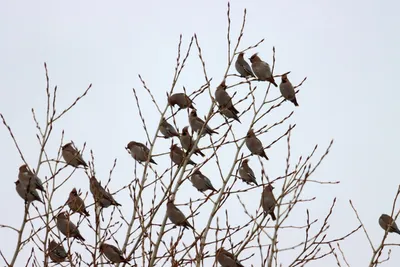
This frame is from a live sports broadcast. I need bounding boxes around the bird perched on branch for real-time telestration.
[168,93,194,109]
[180,126,205,157]
[170,144,196,166]
[245,129,269,160]
[216,247,245,267]
[89,176,121,208]
[215,81,238,114]
[160,118,180,138]
[15,180,44,204]
[100,243,130,263]
[249,53,277,87]
[189,109,218,136]
[47,240,67,263]
[190,168,217,192]
[238,159,258,186]
[67,188,90,216]
[379,214,400,235]
[235,52,255,78]
[279,72,299,106]
[261,184,277,221]
[166,199,194,229]
[56,212,85,241]
[126,141,157,164]
[219,105,241,123]
[62,142,88,168]
[18,164,45,192]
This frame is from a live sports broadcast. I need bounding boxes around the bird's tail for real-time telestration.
[292,97,299,107]
[195,149,205,157]
[150,158,158,165]
[270,212,277,221]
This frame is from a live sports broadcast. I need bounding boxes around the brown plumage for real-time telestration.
[168,93,194,109]
[238,159,257,185]
[67,188,90,216]
[160,118,180,138]
[89,176,121,208]
[18,164,45,192]
[249,53,277,87]
[215,81,238,114]
[180,126,205,157]
[216,247,245,267]
[166,199,194,229]
[15,180,44,204]
[100,242,129,263]
[170,144,196,166]
[379,214,400,235]
[48,240,67,263]
[62,143,88,168]
[219,105,241,123]
[279,73,299,106]
[235,52,255,78]
[126,141,157,164]
[190,168,217,192]
[245,129,269,160]
[261,184,277,221]
[56,212,85,241]
[189,110,218,136]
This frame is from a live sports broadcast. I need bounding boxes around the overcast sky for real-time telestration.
[1,0,400,266]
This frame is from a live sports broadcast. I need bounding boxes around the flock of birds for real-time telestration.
[12,52,399,266]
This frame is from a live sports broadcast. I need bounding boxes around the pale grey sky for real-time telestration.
[1,0,400,266]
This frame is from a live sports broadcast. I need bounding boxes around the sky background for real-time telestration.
[1,0,400,266]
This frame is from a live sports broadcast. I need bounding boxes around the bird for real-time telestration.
[249,53,277,87]
[47,240,67,263]
[89,176,121,208]
[180,126,205,157]
[214,81,238,114]
[216,247,244,267]
[160,118,180,138]
[190,168,217,192]
[126,141,157,164]
[168,93,194,109]
[67,188,90,216]
[261,184,277,221]
[219,105,241,123]
[238,159,258,186]
[279,73,299,106]
[379,214,400,235]
[100,242,129,263]
[170,144,196,166]
[245,129,269,160]
[189,110,218,136]
[62,143,88,168]
[166,199,194,229]
[18,164,45,192]
[235,52,255,78]
[56,212,85,241]
[15,180,44,204]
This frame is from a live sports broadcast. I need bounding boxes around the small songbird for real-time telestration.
[379,214,400,235]
[180,126,205,157]
[62,143,88,168]
[170,144,196,166]
[261,184,277,221]
[215,81,238,114]
[238,159,258,186]
[160,118,180,138]
[249,53,277,87]
[56,212,85,241]
[190,168,217,192]
[166,199,194,229]
[18,164,45,192]
[216,247,244,267]
[235,52,255,78]
[189,110,218,136]
[126,141,157,164]
[48,240,67,263]
[100,242,129,263]
[89,176,121,208]
[168,93,194,109]
[67,188,90,216]
[219,105,241,123]
[15,180,44,204]
[279,73,299,106]
[245,129,269,160]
